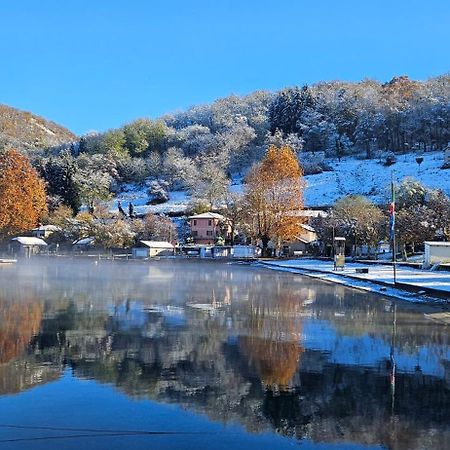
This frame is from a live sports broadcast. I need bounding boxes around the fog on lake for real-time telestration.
[0,258,448,450]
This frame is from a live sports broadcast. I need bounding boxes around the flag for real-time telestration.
[389,180,395,241]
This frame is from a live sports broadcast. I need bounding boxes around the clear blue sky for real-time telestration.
[1,0,449,135]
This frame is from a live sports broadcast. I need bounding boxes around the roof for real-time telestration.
[424,241,450,246]
[32,225,61,232]
[188,212,225,220]
[291,209,328,218]
[138,241,174,248]
[294,237,311,244]
[301,224,316,232]
[11,237,47,246]
[72,237,95,246]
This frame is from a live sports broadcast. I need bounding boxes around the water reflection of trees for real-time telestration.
[0,299,42,364]
[0,260,449,450]
[0,298,62,394]
[239,289,303,389]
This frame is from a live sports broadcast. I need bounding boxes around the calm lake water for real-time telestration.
[0,258,448,450]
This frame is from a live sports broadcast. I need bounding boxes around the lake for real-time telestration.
[0,258,448,449]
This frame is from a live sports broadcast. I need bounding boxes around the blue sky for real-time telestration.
[1,0,449,135]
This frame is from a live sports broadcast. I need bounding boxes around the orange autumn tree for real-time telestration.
[244,145,304,255]
[0,149,47,237]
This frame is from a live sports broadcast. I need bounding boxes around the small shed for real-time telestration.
[11,237,47,257]
[424,241,450,268]
[132,241,175,258]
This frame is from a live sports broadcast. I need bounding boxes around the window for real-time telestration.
[208,220,212,226]
[193,220,197,226]
[206,230,213,236]
[192,231,198,237]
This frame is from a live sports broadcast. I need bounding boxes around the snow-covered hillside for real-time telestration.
[304,151,449,206]
[113,187,190,216]
[112,151,450,214]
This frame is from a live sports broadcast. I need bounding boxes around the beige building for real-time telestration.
[132,241,175,258]
[283,224,318,256]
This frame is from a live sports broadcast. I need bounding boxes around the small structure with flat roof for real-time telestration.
[424,241,450,268]
[11,237,47,257]
[132,241,175,259]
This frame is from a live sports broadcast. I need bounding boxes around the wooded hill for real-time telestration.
[3,74,450,213]
[0,104,76,154]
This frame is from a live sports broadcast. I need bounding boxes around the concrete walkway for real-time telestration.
[258,259,450,303]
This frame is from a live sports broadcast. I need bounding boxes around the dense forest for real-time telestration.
[2,74,450,215]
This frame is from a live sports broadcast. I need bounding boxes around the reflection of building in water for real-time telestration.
[0,297,449,450]
[0,260,449,450]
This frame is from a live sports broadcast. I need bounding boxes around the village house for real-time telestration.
[10,237,48,257]
[283,224,318,256]
[188,212,232,245]
[132,241,175,258]
[31,225,61,239]
[72,237,95,252]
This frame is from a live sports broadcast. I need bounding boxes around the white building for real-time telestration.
[132,241,175,258]
[32,225,61,239]
[11,237,47,257]
[232,245,260,258]
[424,241,450,268]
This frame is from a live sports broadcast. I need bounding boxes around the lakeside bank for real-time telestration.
[257,259,450,308]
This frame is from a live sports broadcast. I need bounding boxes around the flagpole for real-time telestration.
[391,172,397,285]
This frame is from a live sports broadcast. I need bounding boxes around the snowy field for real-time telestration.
[111,151,450,214]
[303,150,450,206]
[259,259,450,304]
[112,186,190,216]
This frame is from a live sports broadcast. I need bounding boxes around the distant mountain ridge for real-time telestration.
[0,104,76,153]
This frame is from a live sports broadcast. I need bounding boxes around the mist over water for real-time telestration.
[0,258,448,450]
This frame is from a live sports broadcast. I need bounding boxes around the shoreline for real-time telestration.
[256,260,450,309]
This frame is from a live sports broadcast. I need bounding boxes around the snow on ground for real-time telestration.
[111,184,191,215]
[110,151,450,214]
[304,151,450,206]
[258,259,450,304]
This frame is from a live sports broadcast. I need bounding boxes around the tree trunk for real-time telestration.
[261,236,270,258]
